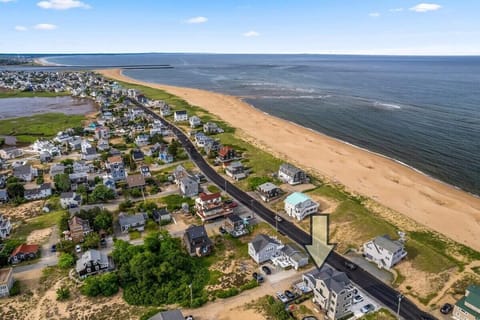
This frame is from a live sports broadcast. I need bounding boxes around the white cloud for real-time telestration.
[34,23,58,30]
[37,0,90,10]
[389,8,404,12]
[369,12,381,17]
[15,25,27,31]
[242,30,260,37]
[0,0,16,3]
[410,3,442,12]
[185,16,208,24]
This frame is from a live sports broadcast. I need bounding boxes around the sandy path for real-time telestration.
[98,68,480,252]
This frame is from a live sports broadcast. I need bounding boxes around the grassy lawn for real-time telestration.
[358,308,396,320]
[129,230,141,240]
[0,90,69,98]
[207,184,221,193]
[0,113,85,143]
[11,210,65,241]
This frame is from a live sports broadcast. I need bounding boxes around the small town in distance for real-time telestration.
[0,68,478,320]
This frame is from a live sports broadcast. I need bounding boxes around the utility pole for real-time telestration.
[396,294,404,319]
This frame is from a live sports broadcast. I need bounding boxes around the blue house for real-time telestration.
[159,150,174,163]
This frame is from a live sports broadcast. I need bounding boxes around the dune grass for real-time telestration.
[11,210,65,241]
[0,112,85,143]
[0,90,69,98]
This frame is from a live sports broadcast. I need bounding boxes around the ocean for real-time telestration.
[43,54,480,195]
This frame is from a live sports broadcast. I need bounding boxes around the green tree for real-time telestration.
[81,273,118,297]
[36,175,44,185]
[7,183,24,199]
[94,211,113,232]
[58,211,70,232]
[168,140,180,157]
[54,173,71,192]
[57,240,75,255]
[56,286,70,301]
[58,253,75,269]
[83,232,100,249]
[91,184,115,203]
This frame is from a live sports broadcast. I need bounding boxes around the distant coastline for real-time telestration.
[99,67,480,252]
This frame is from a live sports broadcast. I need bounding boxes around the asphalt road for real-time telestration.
[136,100,436,320]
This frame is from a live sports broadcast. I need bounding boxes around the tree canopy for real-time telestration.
[54,173,71,192]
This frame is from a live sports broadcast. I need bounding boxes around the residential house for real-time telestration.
[152,208,171,224]
[82,147,98,161]
[95,126,110,140]
[173,110,188,122]
[54,131,72,143]
[278,163,307,185]
[280,244,309,270]
[69,172,88,191]
[73,160,92,174]
[194,132,208,147]
[225,161,247,181]
[148,310,185,320]
[49,163,65,177]
[76,249,111,279]
[179,176,199,198]
[303,265,355,320]
[140,165,151,177]
[183,225,212,257]
[68,216,92,242]
[13,165,37,182]
[24,183,52,201]
[131,149,145,162]
[203,122,223,134]
[102,175,116,192]
[0,268,14,297]
[0,190,8,203]
[135,134,150,147]
[8,244,40,264]
[159,149,173,163]
[453,285,480,320]
[68,136,82,150]
[204,139,221,156]
[248,234,283,264]
[106,156,126,182]
[257,182,282,202]
[0,214,12,239]
[173,165,189,184]
[97,138,110,151]
[60,192,82,209]
[119,213,146,233]
[39,151,52,163]
[363,235,407,270]
[0,147,23,159]
[189,115,202,128]
[284,192,319,221]
[126,174,146,189]
[216,146,236,163]
[224,214,248,237]
[160,105,171,117]
[195,192,232,222]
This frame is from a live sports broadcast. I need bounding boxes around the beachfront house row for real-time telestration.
[118,213,146,233]
[195,192,232,222]
[303,265,355,320]
[160,105,171,117]
[216,146,236,163]
[363,235,408,270]
[68,216,92,242]
[203,122,223,134]
[0,268,14,297]
[76,249,111,279]
[174,110,188,122]
[284,192,319,221]
[225,161,247,181]
[60,192,82,209]
[278,163,307,185]
[0,214,12,240]
[453,285,480,320]
[256,182,282,202]
[183,225,213,257]
[189,115,202,128]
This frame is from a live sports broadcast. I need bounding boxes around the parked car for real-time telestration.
[440,303,453,314]
[360,304,375,314]
[344,260,357,270]
[276,291,289,303]
[244,215,253,221]
[353,295,364,304]
[262,266,272,275]
[252,272,264,283]
[284,290,295,300]
[75,244,82,253]
[50,244,57,252]
[219,226,227,234]
[185,316,194,320]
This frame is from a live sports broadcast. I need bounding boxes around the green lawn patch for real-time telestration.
[129,230,141,240]
[358,308,396,320]
[0,113,85,143]
[207,184,221,193]
[11,210,65,241]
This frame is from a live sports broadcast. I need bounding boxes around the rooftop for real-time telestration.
[284,192,311,205]
[126,174,146,188]
[0,267,13,284]
[373,235,404,253]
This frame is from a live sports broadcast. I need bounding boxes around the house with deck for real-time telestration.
[174,110,188,122]
[60,192,82,209]
[257,182,282,202]
[119,213,146,233]
[76,249,111,279]
[225,161,247,181]
[13,165,38,182]
[284,192,319,221]
[453,285,480,320]
[189,116,202,128]
[278,163,307,185]
[195,192,232,222]
[0,147,23,159]
[68,216,92,242]
[363,235,407,269]
[183,225,212,257]
[24,183,52,201]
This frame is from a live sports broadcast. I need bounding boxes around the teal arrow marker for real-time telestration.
[305,214,335,268]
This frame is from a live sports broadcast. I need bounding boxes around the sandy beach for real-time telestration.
[99,68,480,251]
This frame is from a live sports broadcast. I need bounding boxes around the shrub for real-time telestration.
[9,280,21,296]
[56,286,70,301]
[58,253,75,269]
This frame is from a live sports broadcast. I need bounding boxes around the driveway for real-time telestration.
[345,252,394,284]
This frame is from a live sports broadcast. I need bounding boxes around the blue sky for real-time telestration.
[0,0,479,54]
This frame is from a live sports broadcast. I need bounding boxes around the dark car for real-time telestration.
[419,315,434,320]
[252,272,264,283]
[50,244,57,252]
[284,290,295,299]
[219,226,227,234]
[100,238,107,248]
[344,260,357,270]
[440,303,453,314]
[262,266,272,275]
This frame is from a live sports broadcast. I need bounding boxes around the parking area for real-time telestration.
[350,285,380,319]
[346,251,394,284]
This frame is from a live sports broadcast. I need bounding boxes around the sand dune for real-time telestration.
[99,68,480,251]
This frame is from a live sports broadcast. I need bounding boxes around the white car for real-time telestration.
[353,295,364,304]
[75,244,82,253]
[360,304,375,314]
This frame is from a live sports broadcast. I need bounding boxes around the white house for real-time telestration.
[134,134,150,147]
[23,183,52,201]
[174,110,188,122]
[0,268,14,297]
[248,234,283,264]
[284,192,319,221]
[278,163,307,185]
[0,214,12,240]
[60,192,82,209]
[363,235,407,269]
[13,165,38,182]
[189,116,202,128]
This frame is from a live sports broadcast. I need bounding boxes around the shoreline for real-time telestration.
[99,68,480,252]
